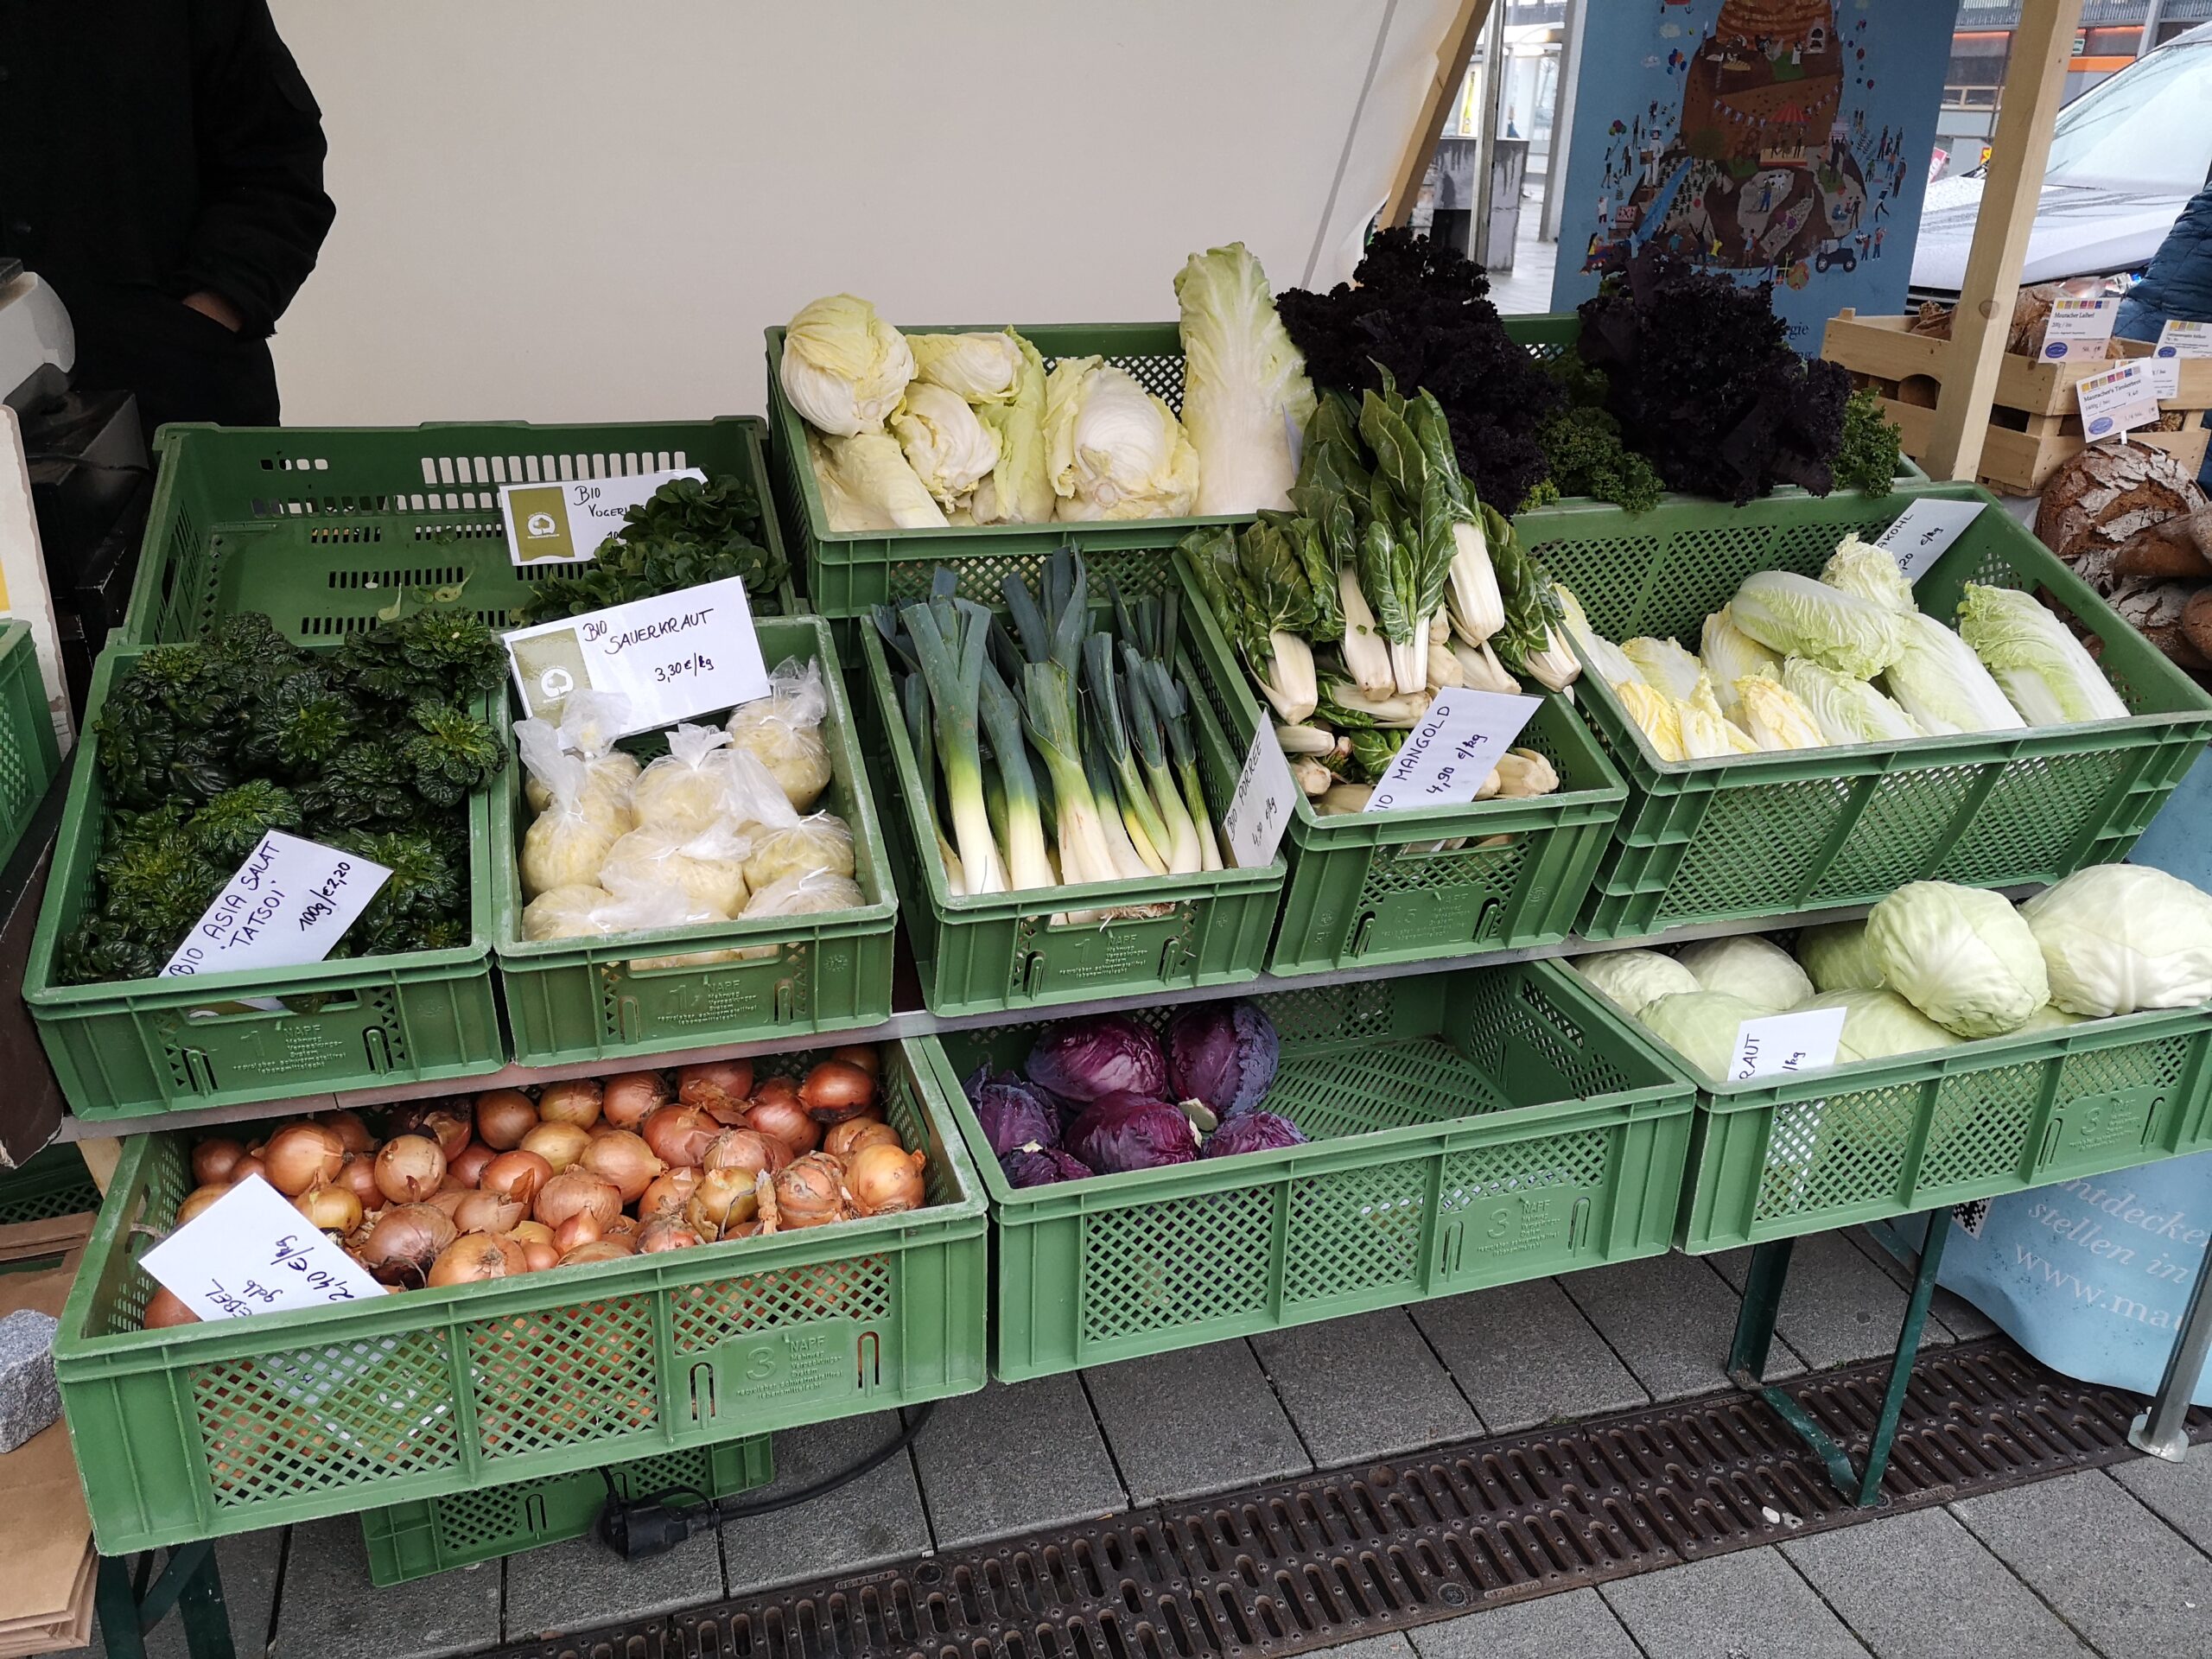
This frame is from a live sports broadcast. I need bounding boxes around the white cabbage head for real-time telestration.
[1867,880,2050,1037]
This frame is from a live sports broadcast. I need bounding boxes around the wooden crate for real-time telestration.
[1822,309,2212,492]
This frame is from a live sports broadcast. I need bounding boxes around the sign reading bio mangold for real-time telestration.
[1364,689,1541,813]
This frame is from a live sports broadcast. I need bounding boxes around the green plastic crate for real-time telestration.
[1593,959,2212,1249]
[120,416,796,648]
[22,646,504,1120]
[491,614,899,1065]
[1527,483,2212,939]
[360,1434,773,1585]
[1173,556,1628,974]
[53,1037,986,1554]
[0,1143,97,1226]
[0,620,60,869]
[852,557,1284,1016]
[931,963,1694,1380]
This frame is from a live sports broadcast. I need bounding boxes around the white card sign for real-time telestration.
[141,1175,383,1320]
[1221,727,1299,870]
[2150,320,2212,399]
[1874,497,1986,583]
[2075,360,2162,441]
[503,576,771,734]
[161,832,391,979]
[1364,689,1541,812]
[2042,297,2119,361]
[499,467,704,566]
[1726,1005,1848,1083]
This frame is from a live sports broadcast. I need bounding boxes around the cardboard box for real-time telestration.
[0,1211,95,1657]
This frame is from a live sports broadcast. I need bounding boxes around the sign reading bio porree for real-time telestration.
[1364,689,1541,812]
[500,467,703,566]
[504,576,770,735]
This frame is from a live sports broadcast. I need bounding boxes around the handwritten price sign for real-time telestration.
[142,1176,384,1320]
[504,575,770,735]
[1874,498,1986,584]
[1365,689,1541,812]
[161,832,391,979]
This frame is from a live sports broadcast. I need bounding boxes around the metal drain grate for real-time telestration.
[487,1338,2207,1659]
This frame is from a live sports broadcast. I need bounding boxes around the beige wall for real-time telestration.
[265,0,1456,427]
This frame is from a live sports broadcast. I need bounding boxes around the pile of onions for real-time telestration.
[155,1045,921,1325]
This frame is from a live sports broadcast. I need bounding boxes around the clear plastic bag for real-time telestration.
[524,691,641,820]
[517,721,626,899]
[629,724,750,836]
[726,658,833,811]
[741,811,855,892]
[522,883,620,941]
[601,820,753,917]
[730,868,868,961]
[593,881,741,970]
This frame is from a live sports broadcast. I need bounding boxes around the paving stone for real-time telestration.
[1407,1586,1641,1659]
[720,1411,930,1597]
[1707,1232,1956,1371]
[272,1516,499,1659]
[1782,1505,2092,1658]
[1249,1310,1480,1467]
[1298,1636,1417,1659]
[503,1521,723,1639]
[906,1375,1124,1549]
[1599,1547,1865,1659]
[1559,1252,1803,1402]
[1845,1224,1998,1340]
[2111,1445,2212,1542]
[1952,1469,2212,1657]
[1412,1278,1646,1433]
[1083,1339,1309,1503]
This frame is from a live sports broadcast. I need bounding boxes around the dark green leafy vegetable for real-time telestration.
[188,781,302,864]
[1834,388,1903,498]
[399,702,504,808]
[1532,405,1665,514]
[518,474,787,624]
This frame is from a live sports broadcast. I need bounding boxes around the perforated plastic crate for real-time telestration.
[53,1037,985,1554]
[852,556,1284,1015]
[1602,962,2212,1250]
[119,416,794,647]
[0,1143,97,1227]
[930,964,1694,1379]
[1528,484,2212,938]
[22,645,504,1120]
[491,615,899,1064]
[0,620,60,869]
[1172,556,1627,973]
[360,1435,772,1585]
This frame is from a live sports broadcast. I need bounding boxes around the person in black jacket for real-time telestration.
[0,2,335,436]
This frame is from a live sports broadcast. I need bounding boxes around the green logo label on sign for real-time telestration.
[506,485,576,563]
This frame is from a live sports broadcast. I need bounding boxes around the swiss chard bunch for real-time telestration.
[518,473,788,624]
[1573,250,1853,505]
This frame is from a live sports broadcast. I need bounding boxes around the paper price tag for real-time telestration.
[500,467,703,566]
[1874,497,1986,583]
[1726,1005,1848,1083]
[2075,360,2162,441]
[1364,689,1541,812]
[141,1176,383,1321]
[2149,354,2183,399]
[2043,297,2119,361]
[2150,320,2212,399]
[1221,727,1298,870]
[504,575,770,734]
[161,832,390,980]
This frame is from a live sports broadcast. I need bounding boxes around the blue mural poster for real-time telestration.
[1548,0,1958,347]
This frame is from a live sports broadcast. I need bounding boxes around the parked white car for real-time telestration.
[1911,24,2212,297]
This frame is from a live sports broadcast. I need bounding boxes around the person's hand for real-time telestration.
[181,289,245,333]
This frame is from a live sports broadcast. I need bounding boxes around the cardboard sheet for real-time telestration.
[0,1212,96,1652]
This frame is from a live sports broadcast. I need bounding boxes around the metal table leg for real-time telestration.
[97,1544,235,1659]
[1729,1210,1951,1507]
[2131,1223,2212,1460]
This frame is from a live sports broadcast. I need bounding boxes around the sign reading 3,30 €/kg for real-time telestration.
[1364,688,1542,812]
[503,575,771,735]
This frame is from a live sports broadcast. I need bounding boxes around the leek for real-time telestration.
[976,657,1053,889]
[1084,738,1157,880]
[1084,632,1173,873]
[902,597,1007,894]
[1125,650,1205,874]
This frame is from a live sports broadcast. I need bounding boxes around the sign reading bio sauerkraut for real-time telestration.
[503,575,770,736]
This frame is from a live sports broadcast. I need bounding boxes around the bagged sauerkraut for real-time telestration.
[630,724,751,836]
[730,868,868,960]
[741,811,855,892]
[601,820,753,917]
[517,721,626,899]
[522,883,621,941]
[524,690,641,819]
[725,658,833,811]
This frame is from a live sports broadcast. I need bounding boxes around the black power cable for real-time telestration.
[594,1400,936,1561]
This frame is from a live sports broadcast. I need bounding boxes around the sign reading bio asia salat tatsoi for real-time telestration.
[499,467,704,566]
[159,830,391,979]
[142,1175,383,1320]
[1726,1004,1848,1084]
[503,575,771,737]
[2075,360,2163,442]
[1364,688,1541,812]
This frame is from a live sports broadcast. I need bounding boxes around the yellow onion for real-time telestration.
[823,1118,902,1160]
[602,1071,670,1130]
[677,1059,753,1118]
[845,1144,927,1217]
[448,1141,497,1188]
[520,1120,591,1173]
[551,1211,603,1254]
[521,1240,560,1272]
[481,1148,553,1207]
[538,1078,603,1128]
[192,1137,246,1187]
[745,1091,820,1155]
[559,1239,635,1266]
[508,1219,554,1246]
[374,1135,448,1205]
[359,1204,458,1285]
[830,1044,881,1080]
[770,1154,850,1230]
[473,1089,539,1150]
[323,1109,376,1154]
[388,1102,473,1162]
[453,1189,527,1235]
[295,1182,364,1234]
[534,1168,621,1231]
[264,1122,346,1196]
[642,1103,720,1169]
[799,1059,876,1125]
[229,1154,269,1187]
[639,1216,704,1253]
[702,1128,789,1181]
[639,1167,701,1218]
[425,1187,471,1221]
[685,1166,759,1238]
[335,1153,386,1212]
[143,1287,200,1329]
[603,1214,641,1240]
[175,1184,230,1225]
[428,1231,527,1286]
[579,1129,664,1204]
